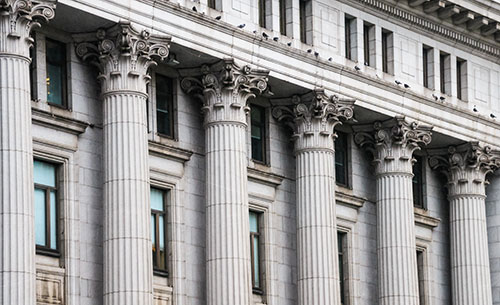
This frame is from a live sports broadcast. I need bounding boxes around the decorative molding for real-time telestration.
[148,140,193,163]
[336,190,366,209]
[180,58,269,126]
[344,0,500,58]
[36,267,65,305]
[31,107,90,135]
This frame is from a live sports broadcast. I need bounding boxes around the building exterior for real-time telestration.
[1,0,500,305]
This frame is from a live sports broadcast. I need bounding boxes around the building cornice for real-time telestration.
[340,0,500,59]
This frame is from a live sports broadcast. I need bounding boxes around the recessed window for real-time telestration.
[156,74,174,138]
[151,187,168,275]
[279,0,288,36]
[335,131,349,187]
[412,156,424,209]
[45,39,67,107]
[259,0,271,29]
[34,160,59,255]
[251,105,266,163]
[456,58,467,101]
[249,211,262,293]
[344,15,357,61]
[417,250,427,305]
[299,0,312,44]
[30,38,38,101]
[207,0,221,10]
[440,52,451,95]
[381,29,394,75]
[338,231,347,305]
[363,22,375,67]
[422,45,434,90]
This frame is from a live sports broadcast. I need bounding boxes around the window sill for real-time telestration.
[153,269,169,278]
[36,247,61,258]
[148,140,193,163]
[414,207,440,229]
[252,287,264,295]
[31,103,89,135]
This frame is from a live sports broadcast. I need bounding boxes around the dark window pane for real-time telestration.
[249,211,262,290]
[151,187,168,273]
[335,132,348,186]
[413,156,424,208]
[156,75,174,137]
[33,160,58,251]
[338,232,346,304]
[251,106,266,163]
[45,39,66,106]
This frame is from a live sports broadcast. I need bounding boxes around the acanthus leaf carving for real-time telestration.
[180,58,269,126]
[75,20,171,94]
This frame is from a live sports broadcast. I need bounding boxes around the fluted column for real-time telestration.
[354,117,432,305]
[181,59,269,305]
[0,1,55,305]
[76,22,170,305]
[429,143,500,305]
[272,90,354,305]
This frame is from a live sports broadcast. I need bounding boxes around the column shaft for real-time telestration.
[296,150,339,305]
[103,92,152,305]
[450,195,492,305]
[0,54,35,305]
[376,172,419,305]
[205,122,250,305]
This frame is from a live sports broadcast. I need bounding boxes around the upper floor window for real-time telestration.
[34,160,59,255]
[259,0,271,29]
[249,211,263,293]
[299,0,312,44]
[46,39,67,107]
[151,187,168,275]
[335,131,349,187]
[155,74,174,138]
[381,29,394,75]
[456,58,467,101]
[344,15,357,61]
[412,155,425,209]
[279,0,289,36]
[439,51,451,95]
[363,22,375,67]
[338,231,347,305]
[251,105,266,163]
[208,0,222,11]
[422,45,434,90]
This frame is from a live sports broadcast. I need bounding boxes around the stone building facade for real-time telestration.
[1,0,500,305]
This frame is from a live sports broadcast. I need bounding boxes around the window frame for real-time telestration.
[439,51,451,95]
[279,0,287,36]
[34,159,60,257]
[338,231,347,305]
[45,38,68,109]
[335,131,351,188]
[381,29,394,75]
[249,210,263,294]
[412,155,426,209]
[250,104,267,164]
[154,73,175,139]
[151,186,169,277]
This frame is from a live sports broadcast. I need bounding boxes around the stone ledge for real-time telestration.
[148,140,193,163]
[336,190,366,209]
[414,207,441,228]
[32,107,90,135]
[248,167,285,187]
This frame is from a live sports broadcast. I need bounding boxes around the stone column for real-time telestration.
[0,1,55,305]
[181,59,269,305]
[272,90,354,305]
[76,22,170,305]
[354,117,432,305]
[429,143,499,305]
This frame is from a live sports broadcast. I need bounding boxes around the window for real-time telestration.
[45,39,67,107]
[151,187,168,274]
[338,232,347,305]
[440,52,451,95]
[258,0,268,29]
[279,0,287,36]
[417,250,426,305]
[156,74,174,138]
[456,58,467,101]
[335,131,349,187]
[249,211,262,293]
[299,0,312,44]
[422,45,434,89]
[34,160,58,255]
[208,0,221,10]
[251,105,266,163]
[344,15,357,61]
[363,23,375,67]
[30,37,38,101]
[381,29,394,75]
[412,156,424,209]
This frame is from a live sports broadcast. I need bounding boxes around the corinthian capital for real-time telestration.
[271,89,354,153]
[75,21,170,95]
[429,142,500,197]
[0,0,56,55]
[180,58,269,126]
[354,116,433,174]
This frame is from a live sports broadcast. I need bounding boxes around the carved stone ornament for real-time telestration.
[429,142,500,197]
[180,58,269,126]
[271,89,354,153]
[353,116,433,174]
[75,21,171,94]
[0,0,56,56]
